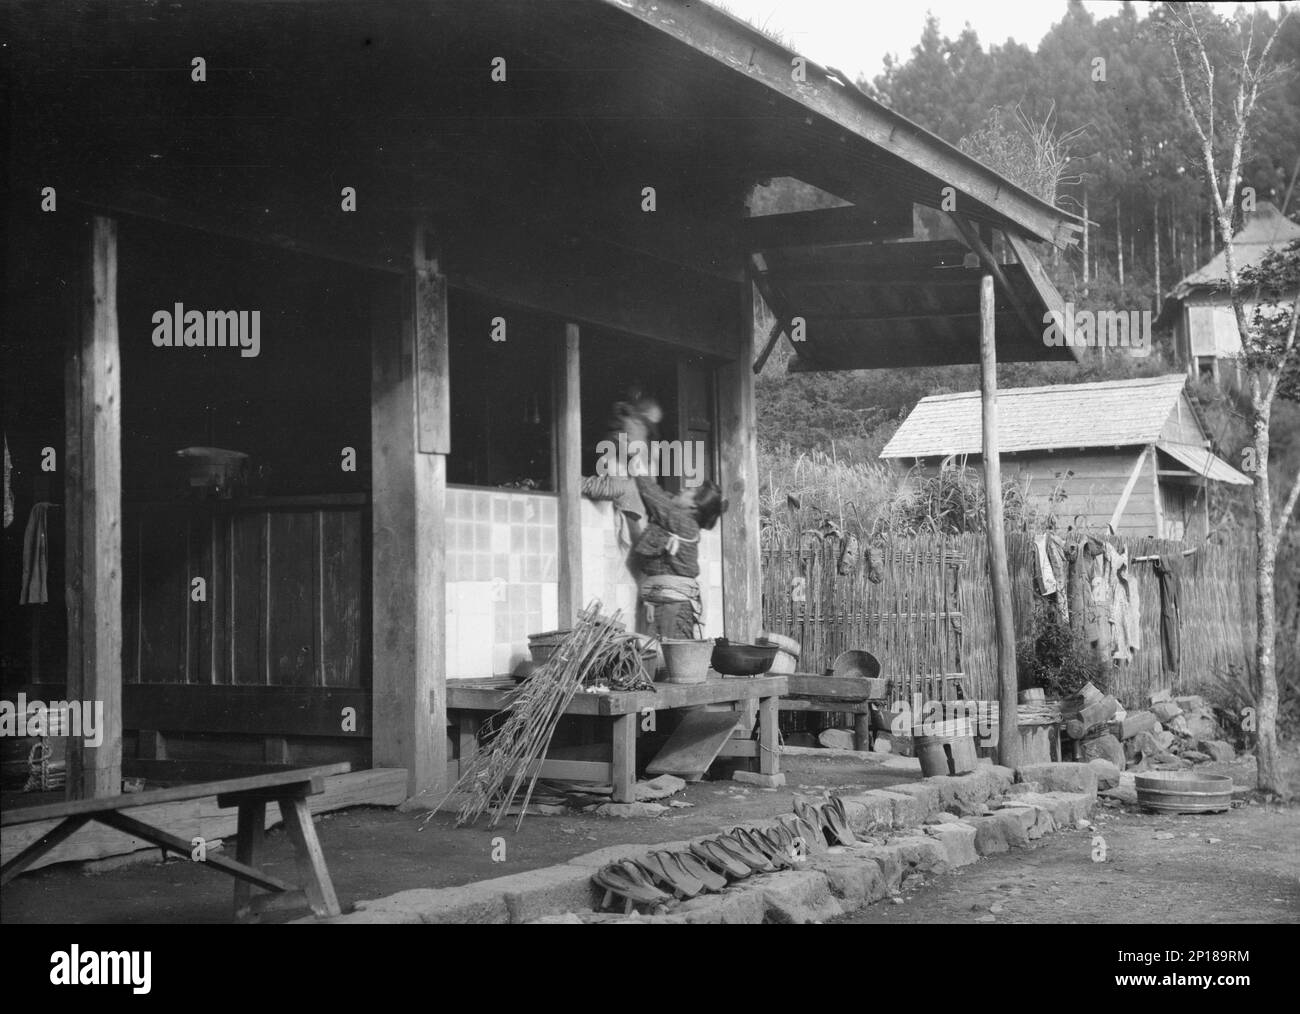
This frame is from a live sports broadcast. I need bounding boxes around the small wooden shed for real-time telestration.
[881,375,1251,539]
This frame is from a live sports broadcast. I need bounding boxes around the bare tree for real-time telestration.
[1163,1,1298,797]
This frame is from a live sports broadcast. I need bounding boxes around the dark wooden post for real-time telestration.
[65,215,124,799]
[980,273,1020,768]
[719,282,762,641]
[556,323,583,625]
[370,220,448,802]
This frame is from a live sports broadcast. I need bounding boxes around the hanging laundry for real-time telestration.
[3,434,13,529]
[1105,543,1141,661]
[1033,534,1058,596]
[1152,553,1182,673]
[1081,538,1109,651]
[1033,532,1070,621]
[20,502,51,605]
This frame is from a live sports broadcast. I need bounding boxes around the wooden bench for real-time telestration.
[779,673,891,751]
[1,762,350,922]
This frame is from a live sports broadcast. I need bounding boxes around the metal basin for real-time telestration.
[710,640,778,676]
[1135,770,1233,814]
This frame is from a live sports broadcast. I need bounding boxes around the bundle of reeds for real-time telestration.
[432,603,654,829]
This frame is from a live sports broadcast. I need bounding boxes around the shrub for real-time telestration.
[1017,606,1108,699]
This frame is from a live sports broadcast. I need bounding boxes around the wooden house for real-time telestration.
[1158,201,1300,387]
[2,0,1084,834]
[881,375,1251,539]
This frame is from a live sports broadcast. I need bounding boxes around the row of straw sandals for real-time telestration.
[592,796,860,915]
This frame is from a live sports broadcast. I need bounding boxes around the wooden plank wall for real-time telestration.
[121,502,370,688]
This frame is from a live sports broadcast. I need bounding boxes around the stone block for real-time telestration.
[1080,735,1125,770]
[677,889,767,925]
[1152,701,1183,723]
[886,781,942,819]
[806,852,888,906]
[966,815,1009,855]
[924,820,978,867]
[1015,762,1097,796]
[886,834,950,874]
[1200,740,1236,763]
[749,870,842,924]
[1088,758,1122,791]
[502,865,604,923]
[732,770,786,788]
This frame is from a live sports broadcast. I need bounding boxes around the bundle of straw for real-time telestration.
[430,602,654,829]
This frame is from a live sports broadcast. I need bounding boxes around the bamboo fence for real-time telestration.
[761,530,1259,709]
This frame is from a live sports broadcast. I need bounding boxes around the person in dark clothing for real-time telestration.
[632,474,725,639]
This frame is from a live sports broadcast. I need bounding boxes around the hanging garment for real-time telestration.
[1105,543,1141,661]
[20,502,51,605]
[1082,539,1109,651]
[1065,540,1086,633]
[1033,534,1059,596]
[3,434,13,529]
[1152,553,1182,673]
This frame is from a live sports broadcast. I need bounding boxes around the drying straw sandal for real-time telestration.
[794,798,829,845]
[823,796,858,846]
[675,850,727,892]
[731,828,786,871]
[767,822,805,863]
[776,815,813,858]
[744,827,794,869]
[715,833,774,873]
[646,850,705,899]
[592,862,671,914]
[690,839,751,880]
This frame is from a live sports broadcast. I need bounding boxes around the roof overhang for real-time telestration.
[1157,442,1252,485]
[608,0,1084,250]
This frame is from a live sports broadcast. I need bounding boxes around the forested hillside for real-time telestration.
[755,1,1300,539]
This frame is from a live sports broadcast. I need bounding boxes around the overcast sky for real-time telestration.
[712,0,1156,82]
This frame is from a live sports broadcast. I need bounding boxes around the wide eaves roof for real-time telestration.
[881,375,1192,459]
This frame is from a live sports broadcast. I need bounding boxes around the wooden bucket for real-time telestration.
[915,717,978,776]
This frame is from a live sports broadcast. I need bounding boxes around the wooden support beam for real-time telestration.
[370,221,448,802]
[556,323,583,626]
[742,204,913,250]
[1110,447,1150,533]
[978,274,1020,769]
[1151,443,1164,538]
[719,281,763,641]
[949,215,1040,342]
[65,215,123,800]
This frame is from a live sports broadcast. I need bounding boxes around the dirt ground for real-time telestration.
[5,750,1297,925]
[839,752,1300,925]
[0,752,917,924]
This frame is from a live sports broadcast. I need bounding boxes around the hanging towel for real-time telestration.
[1105,543,1141,660]
[3,434,13,529]
[20,502,51,604]
[1033,534,1059,597]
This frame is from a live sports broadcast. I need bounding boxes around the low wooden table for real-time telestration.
[1,762,350,921]
[447,675,788,802]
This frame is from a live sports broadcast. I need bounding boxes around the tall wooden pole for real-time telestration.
[979,274,1020,768]
[556,323,583,626]
[371,219,448,802]
[66,215,123,799]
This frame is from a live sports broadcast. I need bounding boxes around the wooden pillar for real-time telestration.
[65,215,124,799]
[979,274,1020,769]
[718,283,762,641]
[556,323,583,625]
[370,221,447,802]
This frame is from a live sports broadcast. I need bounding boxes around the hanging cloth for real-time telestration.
[1152,553,1182,673]
[20,502,51,604]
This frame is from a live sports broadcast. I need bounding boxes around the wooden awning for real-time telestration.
[750,223,1079,372]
